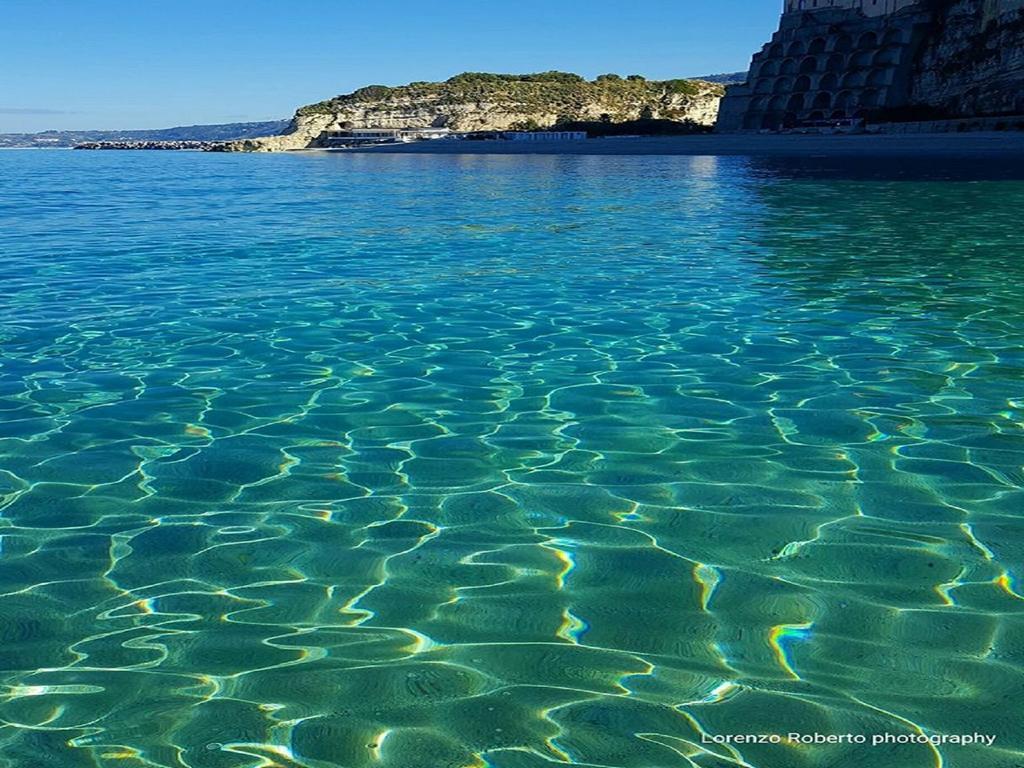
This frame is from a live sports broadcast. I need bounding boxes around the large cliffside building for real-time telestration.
[717,0,1024,131]
[784,0,920,16]
[717,0,931,131]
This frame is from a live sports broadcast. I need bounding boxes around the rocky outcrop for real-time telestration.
[912,0,1024,116]
[224,72,724,151]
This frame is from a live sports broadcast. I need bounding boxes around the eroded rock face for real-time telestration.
[222,114,337,152]
[912,0,1024,116]
[222,76,724,151]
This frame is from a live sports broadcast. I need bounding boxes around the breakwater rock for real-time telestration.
[74,140,226,151]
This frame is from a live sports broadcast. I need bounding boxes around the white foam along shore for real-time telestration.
[315,132,1024,158]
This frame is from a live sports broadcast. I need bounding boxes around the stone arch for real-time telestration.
[769,42,784,57]
[859,89,880,108]
[831,109,847,119]
[787,40,806,57]
[812,91,832,110]
[808,110,826,121]
[799,56,818,74]
[874,46,900,66]
[755,78,774,94]
[826,53,845,72]
[773,77,794,94]
[759,59,779,78]
[762,113,778,130]
[786,93,806,112]
[795,75,812,92]
[750,96,771,111]
[834,91,855,110]
[743,112,764,130]
[883,29,904,45]
[818,72,839,90]
[781,58,798,75]
[858,31,878,48]
[842,70,866,88]
[851,49,874,68]
[833,34,853,52]
[783,111,799,128]
[770,94,790,112]
[809,37,827,55]
[867,68,889,87]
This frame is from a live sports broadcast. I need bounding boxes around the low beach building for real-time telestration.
[501,131,588,141]
[323,127,452,145]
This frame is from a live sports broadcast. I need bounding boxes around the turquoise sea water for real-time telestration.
[1,149,1023,768]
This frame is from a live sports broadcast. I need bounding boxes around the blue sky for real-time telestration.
[1,0,779,133]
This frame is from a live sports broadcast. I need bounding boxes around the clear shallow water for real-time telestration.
[1,149,1023,768]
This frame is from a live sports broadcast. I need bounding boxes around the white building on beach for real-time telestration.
[323,127,452,145]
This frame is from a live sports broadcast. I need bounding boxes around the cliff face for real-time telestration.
[227,73,724,151]
[912,0,1024,116]
[716,0,1024,132]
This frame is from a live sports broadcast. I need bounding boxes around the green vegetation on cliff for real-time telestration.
[297,71,721,123]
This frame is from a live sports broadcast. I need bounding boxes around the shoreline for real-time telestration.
[316,132,1024,158]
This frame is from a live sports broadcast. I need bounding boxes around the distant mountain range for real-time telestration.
[0,120,290,148]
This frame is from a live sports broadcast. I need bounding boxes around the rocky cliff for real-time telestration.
[226,72,724,151]
[912,0,1024,116]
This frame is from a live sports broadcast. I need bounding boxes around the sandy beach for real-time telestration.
[330,131,1024,158]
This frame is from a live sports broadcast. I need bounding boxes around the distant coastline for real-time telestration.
[0,120,289,149]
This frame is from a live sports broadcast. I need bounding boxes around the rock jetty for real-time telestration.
[74,140,226,151]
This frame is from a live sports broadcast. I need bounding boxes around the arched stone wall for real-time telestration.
[774,77,794,94]
[867,68,890,87]
[859,89,881,108]
[882,28,904,45]
[819,72,840,90]
[874,46,900,66]
[842,70,867,88]
[826,53,846,72]
[858,31,878,48]
[851,49,874,67]
[812,91,833,109]
[834,90,855,110]
[719,3,926,132]
[743,113,764,130]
